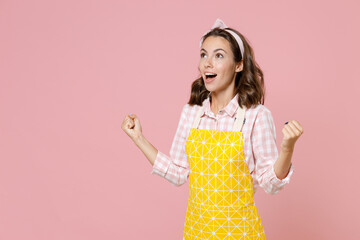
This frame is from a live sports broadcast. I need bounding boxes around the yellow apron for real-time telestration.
[183,106,266,239]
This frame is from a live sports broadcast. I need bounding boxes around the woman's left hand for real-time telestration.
[281,120,304,151]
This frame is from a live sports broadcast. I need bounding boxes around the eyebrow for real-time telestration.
[200,48,227,54]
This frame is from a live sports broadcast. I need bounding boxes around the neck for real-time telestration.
[210,90,235,115]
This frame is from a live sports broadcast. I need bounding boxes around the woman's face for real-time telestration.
[198,36,242,93]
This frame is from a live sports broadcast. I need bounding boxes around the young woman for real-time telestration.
[122,18,303,240]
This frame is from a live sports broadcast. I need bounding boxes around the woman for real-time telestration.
[122,18,303,239]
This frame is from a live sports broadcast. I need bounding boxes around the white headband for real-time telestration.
[199,18,244,58]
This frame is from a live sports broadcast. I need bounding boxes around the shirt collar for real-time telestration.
[201,92,239,118]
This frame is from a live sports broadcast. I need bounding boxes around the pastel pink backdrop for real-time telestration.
[0,0,359,239]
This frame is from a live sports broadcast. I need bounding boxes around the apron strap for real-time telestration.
[233,106,246,132]
[192,105,246,131]
[192,106,203,129]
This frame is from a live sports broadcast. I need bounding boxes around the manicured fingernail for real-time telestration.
[285,122,288,124]
[129,114,133,116]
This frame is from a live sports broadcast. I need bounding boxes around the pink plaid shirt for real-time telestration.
[151,92,294,195]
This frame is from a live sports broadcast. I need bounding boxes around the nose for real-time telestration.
[204,56,213,68]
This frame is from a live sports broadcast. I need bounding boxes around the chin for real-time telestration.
[204,85,217,93]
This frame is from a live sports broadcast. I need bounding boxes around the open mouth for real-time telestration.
[205,73,217,79]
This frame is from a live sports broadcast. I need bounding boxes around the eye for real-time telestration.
[216,53,223,58]
[200,53,206,58]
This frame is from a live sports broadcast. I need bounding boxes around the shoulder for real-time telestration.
[179,103,203,129]
[245,104,272,118]
[249,104,271,112]
[245,104,275,129]
[257,104,273,116]
[181,103,202,116]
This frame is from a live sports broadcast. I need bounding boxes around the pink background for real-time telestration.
[1,0,359,239]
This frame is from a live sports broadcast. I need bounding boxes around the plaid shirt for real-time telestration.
[151,93,294,195]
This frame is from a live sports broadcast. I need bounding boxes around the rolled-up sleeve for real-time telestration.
[151,104,190,187]
[252,106,294,195]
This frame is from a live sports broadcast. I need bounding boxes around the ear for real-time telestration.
[235,60,243,72]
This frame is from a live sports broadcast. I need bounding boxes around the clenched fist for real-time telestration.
[122,114,143,141]
[281,120,304,151]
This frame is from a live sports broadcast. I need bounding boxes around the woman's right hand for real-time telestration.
[121,114,143,141]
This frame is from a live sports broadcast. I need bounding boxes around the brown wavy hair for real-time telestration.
[187,27,265,109]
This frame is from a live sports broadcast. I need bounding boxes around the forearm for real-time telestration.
[273,147,293,180]
[133,134,158,166]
